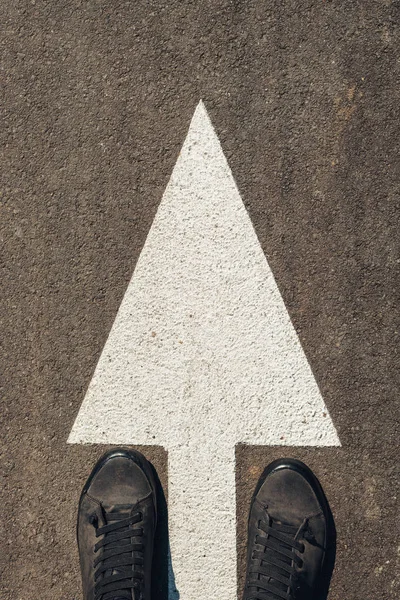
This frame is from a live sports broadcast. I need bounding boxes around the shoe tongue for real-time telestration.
[111,589,142,600]
[103,503,133,517]
[268,506,304,528]
[259,520,297,598]
[103,506,137,600]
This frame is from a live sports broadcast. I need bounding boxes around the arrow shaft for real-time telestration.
[167,444,237,600]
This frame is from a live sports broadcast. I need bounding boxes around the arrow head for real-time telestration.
[68,101,340,448]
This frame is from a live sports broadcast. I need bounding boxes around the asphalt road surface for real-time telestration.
[1,1,400,599]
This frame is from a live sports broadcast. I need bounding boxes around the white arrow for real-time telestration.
[68,101,340,600]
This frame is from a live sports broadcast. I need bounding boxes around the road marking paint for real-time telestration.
[69,100,340,600]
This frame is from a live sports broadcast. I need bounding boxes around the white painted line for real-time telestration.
[68,100,340,600]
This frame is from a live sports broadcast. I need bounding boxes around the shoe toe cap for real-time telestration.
[257,462,325,526]
[86,452,153,507]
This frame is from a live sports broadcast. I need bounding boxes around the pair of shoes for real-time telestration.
[77,450,332,600]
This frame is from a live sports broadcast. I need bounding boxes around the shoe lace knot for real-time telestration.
[91,508,145,600]
[246,515,306,600]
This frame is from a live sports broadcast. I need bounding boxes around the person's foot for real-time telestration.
[243,458,333,600]
[77,448,157,600]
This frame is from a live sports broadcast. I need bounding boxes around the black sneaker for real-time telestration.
[77,449,157,600]
[243,458,334,600]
